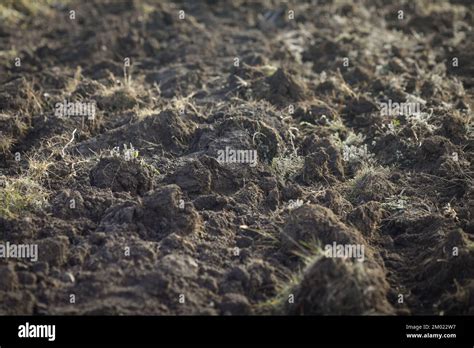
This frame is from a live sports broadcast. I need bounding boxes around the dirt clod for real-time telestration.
[286,257,394,315]
[0,0,472,316]
[90,157,153,195]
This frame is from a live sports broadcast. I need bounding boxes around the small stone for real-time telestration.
[60,272,75,283]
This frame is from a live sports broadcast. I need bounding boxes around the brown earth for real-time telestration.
[0,0,473,315]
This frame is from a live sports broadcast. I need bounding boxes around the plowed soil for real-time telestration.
[0,0,473,315]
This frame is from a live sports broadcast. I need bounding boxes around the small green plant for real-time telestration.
[0,177,48,218]
[271,152,304,180]
[341,132,375,165]
[110,143,139,161]
[0,133,15,154]
[257,242,325,314]
[0,0,57,26]
[347,165,395,204]
[271,126,304,180]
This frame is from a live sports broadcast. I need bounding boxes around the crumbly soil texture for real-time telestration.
[0,0,473,315]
